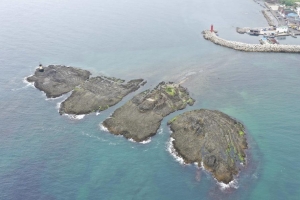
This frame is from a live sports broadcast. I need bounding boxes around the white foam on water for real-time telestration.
[128,138,136,143]
[198,161,239,190]
[95,112,100,116]
[166,138,240,190]
[167,137,185,165]
[139,137,151,144]
[45,94,66,101]
[216,178,239,190]
[81,131,107,142]
[12,76,35,91]
[64,114,85,120]
[23,76,35,87]
[99,124,109,132]
[158,128,163,134]
[56,102,62,109]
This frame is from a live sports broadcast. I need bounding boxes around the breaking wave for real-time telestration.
[167,137,185,165]
[99,124,109,132]
[217,178,239,190]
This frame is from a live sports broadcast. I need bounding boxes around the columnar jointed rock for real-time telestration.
[59,76,145,115]
[27,65,91,98]
[103,82,195,142]
[202,30,300,53]
[168,109,247,184]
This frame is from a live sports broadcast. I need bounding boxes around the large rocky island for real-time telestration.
[27,65,91,98]
[168,109,247,184]
[103,82,195,142]
[59,76,145,115]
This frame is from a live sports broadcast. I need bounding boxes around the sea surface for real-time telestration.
[1,0,300,199]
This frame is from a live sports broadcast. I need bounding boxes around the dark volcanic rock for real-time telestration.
[59,76,145,115]
[103,82,195,142]
[27,65,91,98]
[168,109,247,184]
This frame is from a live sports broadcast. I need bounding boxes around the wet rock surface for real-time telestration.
[103,82,195,142]
[168,109,247,184]
[27,65,91,98]
[59,76,145,115]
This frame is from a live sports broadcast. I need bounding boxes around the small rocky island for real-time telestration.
[27,65,91,98]
[59,76,145,115]
[168,109,247,184]
[103,82,195,142]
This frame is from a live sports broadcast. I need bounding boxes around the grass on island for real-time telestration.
[165,86,176,96]
[238,153,245,162]
[239,130,245,136]
[74,87,81,91]
[99,105,109,111]
[168,116,177,124]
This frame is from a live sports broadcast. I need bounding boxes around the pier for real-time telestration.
[202,30,300,53]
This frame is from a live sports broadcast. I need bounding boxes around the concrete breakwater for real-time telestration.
[262,10,275,27]
[202,30,300,53]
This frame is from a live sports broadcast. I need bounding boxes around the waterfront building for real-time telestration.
[276,26,288,33]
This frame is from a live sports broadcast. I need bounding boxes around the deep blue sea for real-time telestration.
[1,0,300,199]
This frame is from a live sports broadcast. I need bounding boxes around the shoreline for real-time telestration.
[167,137,239,190]
[202,30,300,53]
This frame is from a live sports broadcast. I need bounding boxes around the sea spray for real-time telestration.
[64,114,85,120]
[167,137,185,165]
[99,124,109,132]
[217,178,239,190]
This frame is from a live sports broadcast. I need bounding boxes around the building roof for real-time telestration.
[277,26,288,29]
[287,13,299,17]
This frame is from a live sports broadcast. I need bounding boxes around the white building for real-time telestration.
[276,26,288,33]
[297,7,300,16]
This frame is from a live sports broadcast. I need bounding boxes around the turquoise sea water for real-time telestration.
[1,0,300,199]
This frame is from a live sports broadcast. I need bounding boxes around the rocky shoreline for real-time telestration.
[26,65,91,98]
[168,109,247,184]
[27,65,249,185]
[102,82,195,142]
[59,76,145,115]
[202,30,300,53]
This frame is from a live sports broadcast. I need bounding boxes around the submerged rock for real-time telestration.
[168,109,247,184]
[27,65,91,98]
[59,76,145,115]
[102,82,195,142]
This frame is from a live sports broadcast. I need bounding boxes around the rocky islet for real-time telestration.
[26,65,91,98]
[168,109,247,184]
[102,82,195,142]
[27,65,249,185]
[59,76,145,115]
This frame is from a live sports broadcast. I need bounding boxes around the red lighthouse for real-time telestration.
[210,25,214,32]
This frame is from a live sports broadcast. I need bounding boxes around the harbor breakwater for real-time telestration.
[262,10,275,27]
[202,30,300,53]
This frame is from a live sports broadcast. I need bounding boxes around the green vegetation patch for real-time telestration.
[239,131,244,136]
[168,116,177,124]
[99,105,109,111]
[280,0,299,6]
[165,86,176,96]
[74,87,81,91]
[238,153,245,162]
